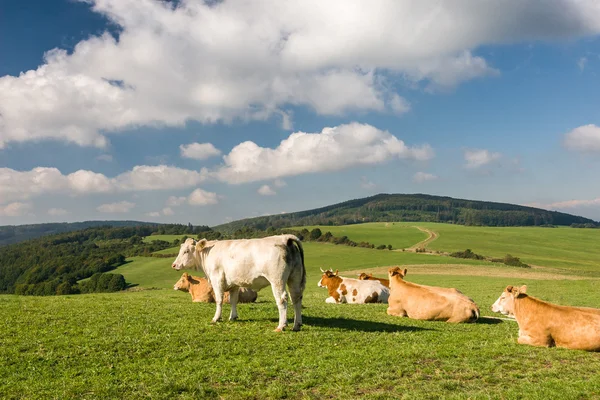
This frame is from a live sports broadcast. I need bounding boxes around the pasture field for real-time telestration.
[297,222,600,274]
[142,234,188,243]
[3,224,600,399]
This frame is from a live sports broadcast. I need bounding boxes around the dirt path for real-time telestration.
[405,226,440,252]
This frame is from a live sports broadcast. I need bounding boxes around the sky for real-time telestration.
[1,0,600,226]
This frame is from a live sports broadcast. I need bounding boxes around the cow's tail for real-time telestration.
[470,306,480,323]
[287,236,306,291]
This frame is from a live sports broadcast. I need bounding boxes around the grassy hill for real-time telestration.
[214,193,597,233]
[0,220,160,247]
[4,223,600,398]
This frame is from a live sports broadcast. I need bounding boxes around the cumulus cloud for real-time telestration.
[216,122,434,183]
[564,124,600,153]
[464,149,502,169]
[530,198,600,210]
[188,188,218,206]
[413,171,438,183]
[258,185,276,196]
[180,142,222,160]
[2,0,600,147]
[0,202,33,217]
[0,165,207,203]
[166,196,187,207]
[162,207,175,216]
[97,201,135,213]
[146,211,160,217]
[48,208,69,216]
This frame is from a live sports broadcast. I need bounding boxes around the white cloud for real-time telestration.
[166,196,187,207]
[564,124,600,153]
[273,179,287,188]
[0,165,207,203]
[530,198,600,210]
[97,201,135,213]
[258,185,276,196]
[413,171,438,183]
[146,211,160,217]
[188,188,218,206]
[0,202,33,217]
[216,122,434,183]
[162,207,175,216]
[180,142,222,160]
[96,154,113,162]
[2,0,600,147]
[578,56,588,71]
[464,149,502,169]
[48,208,69,216]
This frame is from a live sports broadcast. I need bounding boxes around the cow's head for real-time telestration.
[171,238,208,270]
[491,285,527,316]
[388,266,407,280]
[357,273,373,280]
[318,268,340,288]
[174,272,193,291]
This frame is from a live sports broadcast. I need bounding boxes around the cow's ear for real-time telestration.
[402,269,407,277]
[334,269,338,276]
[196,239,208,251]
[518,285,527,294]
[505,285,514,293]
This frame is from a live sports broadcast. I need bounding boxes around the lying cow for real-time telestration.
[174,272,258,303]
[492,285,600,351]
[318,269,389,304]
[386,267,479,323]
[357,272,390,288]
[171,235,305,332]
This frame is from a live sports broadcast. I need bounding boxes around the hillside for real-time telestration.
[214,193,596,233]
[0,220,159,247]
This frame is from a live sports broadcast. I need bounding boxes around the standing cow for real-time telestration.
[171,235,306,332]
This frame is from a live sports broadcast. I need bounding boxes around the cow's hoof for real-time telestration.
[229,316,238,322]
[274,327,284,333]
[292,325,302,332]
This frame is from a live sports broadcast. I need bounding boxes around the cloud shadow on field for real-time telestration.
[302,316,432,333]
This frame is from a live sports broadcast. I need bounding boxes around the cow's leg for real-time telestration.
[211,286,225,324]
[271,283,288,332]
[288,284,303,332]
[518,332,553,347]
[228,288,240,321]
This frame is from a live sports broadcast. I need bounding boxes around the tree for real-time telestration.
[309,228,322,241]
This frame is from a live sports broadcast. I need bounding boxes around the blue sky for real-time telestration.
[1,0,600,225]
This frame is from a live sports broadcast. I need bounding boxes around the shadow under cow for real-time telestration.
[301,316,432,333]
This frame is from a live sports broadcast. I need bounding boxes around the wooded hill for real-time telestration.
[214,193,596,233]
[0,220,159,247]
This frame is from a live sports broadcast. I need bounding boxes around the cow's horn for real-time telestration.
[320,267,324,272]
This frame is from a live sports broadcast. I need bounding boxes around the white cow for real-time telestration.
[171,234,306,332]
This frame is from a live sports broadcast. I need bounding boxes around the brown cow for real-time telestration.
[491,285,600,351]
[386,267,479,323]
[174,272,258,304]
[357,272,390,288]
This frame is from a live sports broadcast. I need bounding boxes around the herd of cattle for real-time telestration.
[171,234,600,351]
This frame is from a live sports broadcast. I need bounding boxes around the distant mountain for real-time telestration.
[0,220,159,247]
[213,193,597,233]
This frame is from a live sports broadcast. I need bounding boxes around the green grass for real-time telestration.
[142,234,189,243]
[293,222,428,249]
[297,222,600,274]
[5,225,600,399]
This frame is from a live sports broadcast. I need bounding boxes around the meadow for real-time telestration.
[2,223,600,399]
